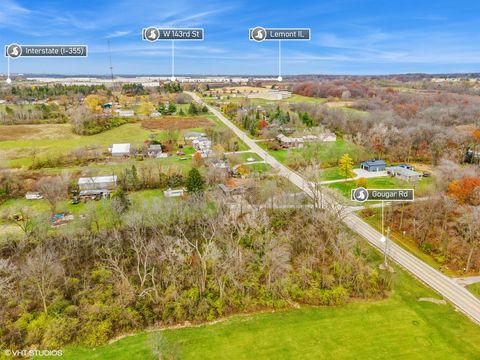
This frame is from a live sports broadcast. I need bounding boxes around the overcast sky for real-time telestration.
[1,0,480,75]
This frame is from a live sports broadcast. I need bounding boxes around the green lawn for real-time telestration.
[328,176,434,200]
[263,140,372,167]
[225,151,262,163]
[467,283,480,299]
[55,266,480,360]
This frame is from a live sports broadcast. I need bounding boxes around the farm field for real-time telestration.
[0,114,247,168]
[54,266,480,360]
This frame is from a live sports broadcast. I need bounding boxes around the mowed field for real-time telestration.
[54,267,480,360]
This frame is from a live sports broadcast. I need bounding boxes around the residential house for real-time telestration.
[276,132,337,148]
[147,144,167,158]
[360,160,387,172]
[387,166,423,182]
[184,132,206,141]
[219,178,255,196]
[110,143,131,157]
[192,136,212,157]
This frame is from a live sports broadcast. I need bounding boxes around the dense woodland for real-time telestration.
[0,198,390,349]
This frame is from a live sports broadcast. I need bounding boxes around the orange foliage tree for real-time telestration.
[448,177,480,204]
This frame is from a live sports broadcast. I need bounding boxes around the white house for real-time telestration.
[78,175,118,191]
[110,143,131,157]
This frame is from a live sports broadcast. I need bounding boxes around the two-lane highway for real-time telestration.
[187,91,480,324]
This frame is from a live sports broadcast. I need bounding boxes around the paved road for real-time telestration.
[455,276,480,286]
[187,92,480,324]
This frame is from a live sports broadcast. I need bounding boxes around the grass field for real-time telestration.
[467,283,480,299]
[263,140,372,167]
[54,266,480,360]
[328,176,434,199]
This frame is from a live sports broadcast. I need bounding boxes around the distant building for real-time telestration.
[25,192,43,200]
[192,136,212,157]
[110,143,131,157]
[319,133,337,142]
[245,90,291,100]
[184,132,206,141]
[219,178,255,196]
[78,175,117,191]
[164,188,185,198]
[387,166,423,182]
[78,189,112,201]
[360,160,387,172]
[147,144,167,158]
[115,109,135,117]
[276,132,337,148]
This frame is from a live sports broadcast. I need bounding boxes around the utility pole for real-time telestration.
[107,40,116,90]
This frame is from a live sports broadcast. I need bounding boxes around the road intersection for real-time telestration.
[187,91,480,324]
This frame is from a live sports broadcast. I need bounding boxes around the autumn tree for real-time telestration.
[339,153,355,179]
[448,177,480,204]
[457,208,480,272]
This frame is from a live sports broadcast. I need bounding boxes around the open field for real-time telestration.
[262,139,373,166]
[54,266,480,360]
[141,116,214,130]
[0,124,71,141]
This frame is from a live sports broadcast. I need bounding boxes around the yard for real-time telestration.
[52,266,480,360]
[328,176,435,200]
[263,139,373,168]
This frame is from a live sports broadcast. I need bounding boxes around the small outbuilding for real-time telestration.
[110,143,131,157]
[78,175,118,191]
[25,192,43,200]
[360,160,387,172]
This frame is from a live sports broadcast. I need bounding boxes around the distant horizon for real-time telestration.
[3,72,480,78]
[1,0,480,75]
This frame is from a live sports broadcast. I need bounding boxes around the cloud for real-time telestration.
[106,30,131,38]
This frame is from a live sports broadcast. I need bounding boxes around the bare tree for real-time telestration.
[22,246,64,315]
[37,176,69,215]
[0,259,16,299]
[458,208,480,272]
